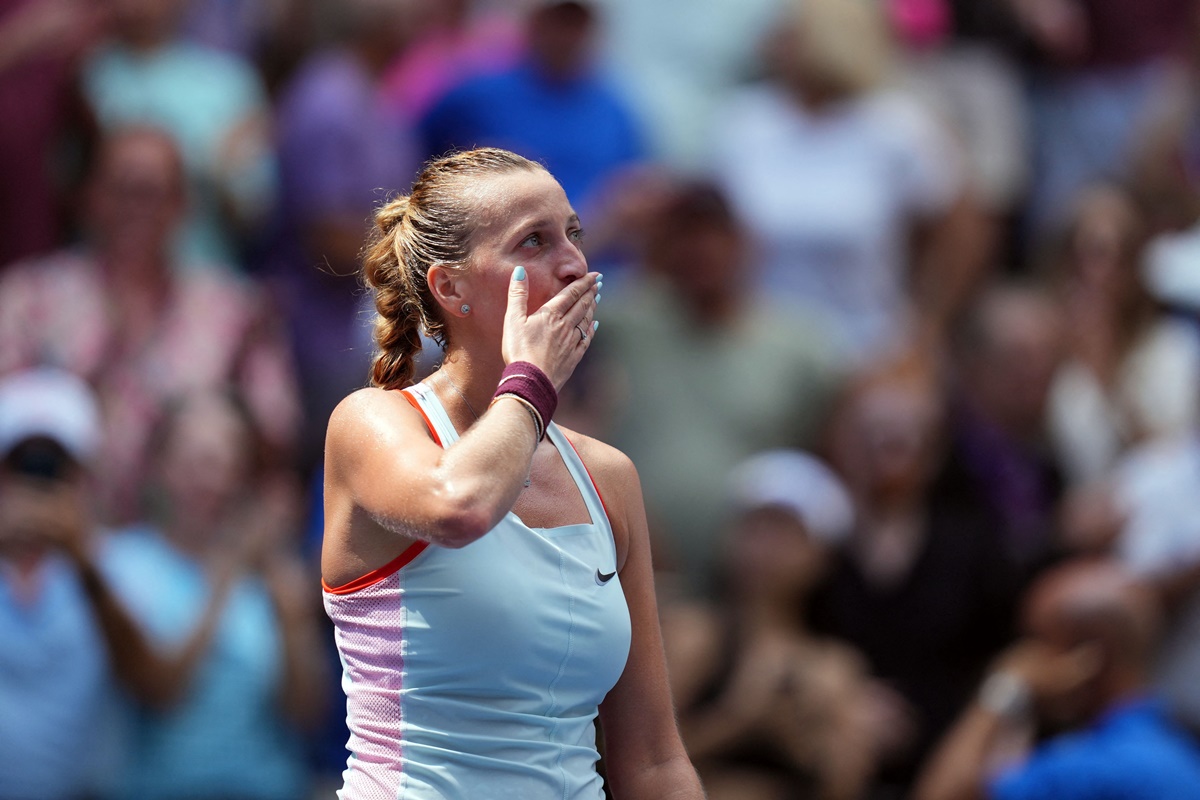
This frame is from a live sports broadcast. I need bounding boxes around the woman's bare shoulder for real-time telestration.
[326,386,426,462]
[559,427,639,486]
[329,386,411,430]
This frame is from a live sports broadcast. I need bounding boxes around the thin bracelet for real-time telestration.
[490,393,544,441]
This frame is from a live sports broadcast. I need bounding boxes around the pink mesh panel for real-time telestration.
[326,573,409,799]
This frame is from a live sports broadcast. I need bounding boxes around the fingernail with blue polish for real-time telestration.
[596,294,602,303]
[514,266,526,281]
[592,320,600,332]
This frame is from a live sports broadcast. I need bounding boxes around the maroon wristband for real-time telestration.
[493,361,557,440]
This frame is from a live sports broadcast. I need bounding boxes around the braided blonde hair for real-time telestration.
[362,148,547,390]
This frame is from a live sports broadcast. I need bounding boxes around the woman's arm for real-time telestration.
[326,384,543,550]
[323,270,600,583]
[591,447,706,800]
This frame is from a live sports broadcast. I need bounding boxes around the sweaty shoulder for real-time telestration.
[326,387,427,469]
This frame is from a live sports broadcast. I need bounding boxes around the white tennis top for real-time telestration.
[323,382,632,799]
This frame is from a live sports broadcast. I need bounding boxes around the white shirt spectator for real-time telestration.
[711,84,963,362]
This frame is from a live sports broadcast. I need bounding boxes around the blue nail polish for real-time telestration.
[514,266,526,281]
[596,294,602,303]
[592,320,600,331]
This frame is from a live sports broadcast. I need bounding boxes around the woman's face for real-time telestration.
[728,506,830,597]
[1066,186,1140,298]
[458,169,589,324]
[831,380,943,503]
[159,395,252,522]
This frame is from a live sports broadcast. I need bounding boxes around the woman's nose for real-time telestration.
[556,238,588,280]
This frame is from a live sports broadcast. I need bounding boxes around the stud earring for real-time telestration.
[460,304,470,315]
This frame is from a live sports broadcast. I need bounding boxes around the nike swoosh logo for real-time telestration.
[596,569,616,585]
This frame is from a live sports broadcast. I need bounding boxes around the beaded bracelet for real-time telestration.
[491,361,557,441]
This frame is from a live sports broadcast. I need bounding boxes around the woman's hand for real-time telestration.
[501,266,600,391]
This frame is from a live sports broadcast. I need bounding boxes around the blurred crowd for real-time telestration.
[2,0,1200,798]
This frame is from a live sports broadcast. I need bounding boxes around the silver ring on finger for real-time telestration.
[575,323,588,343]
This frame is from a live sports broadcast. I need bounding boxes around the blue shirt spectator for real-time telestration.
[103,525,310,800]
[991,698,1200,800]
[417,2,645,215]
[0,553,124,799]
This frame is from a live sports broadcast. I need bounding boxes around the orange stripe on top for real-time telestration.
[321,387,442,595]
[322,541,430,595]
[563,436,612,523]
[403,388,444,447]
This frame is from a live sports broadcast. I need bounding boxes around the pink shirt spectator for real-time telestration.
[0,250,301,523]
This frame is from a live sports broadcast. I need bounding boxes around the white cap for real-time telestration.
[1144,226,1200,311]
[728,449,855,543]
[0,367,101,463]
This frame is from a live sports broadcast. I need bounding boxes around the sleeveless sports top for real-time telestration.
[323,382,632,800]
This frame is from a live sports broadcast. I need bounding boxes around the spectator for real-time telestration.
[662,449,895,800]
[269,0,422,475]
[80,0,277,269]
[0,0,104,267]
[1102,431,1200,736]
[0,368,130,799]
[101,388,326,799]
[379,0,524,125]
[596,0,785,171]
[1128,0,1200,238]
[417,0,647,222]
[1043,182,1200,485]
[933,281,1068,580]
[1012,0,1192,240]
[812,357,1022,796]
[890,0,1031,265]
[914,557,1200,800]
[710,0,990,364]
[1133,4,1200,309]
[591,179,843,599]
[0,368,304,799]
[0,127,301,525]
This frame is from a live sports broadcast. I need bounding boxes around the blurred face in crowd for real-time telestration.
[348,0,423,61]
[0,439,86,565]
[158,393,254,527]
[768,0,890,103]
[645,184,745,321]
[830,374,944,506]
[1064,184,1144,302]
[1018,563,1158,728]
[527,2,595,81]
[107,0,181,49]
[965,288,1065,437]
[727,506,830,602]
[84,129,186,264]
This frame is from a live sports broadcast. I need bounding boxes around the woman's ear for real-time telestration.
[427,264,470,318]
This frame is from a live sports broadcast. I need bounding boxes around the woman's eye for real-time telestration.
[570,228,586,243]
[521,233,542,247]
